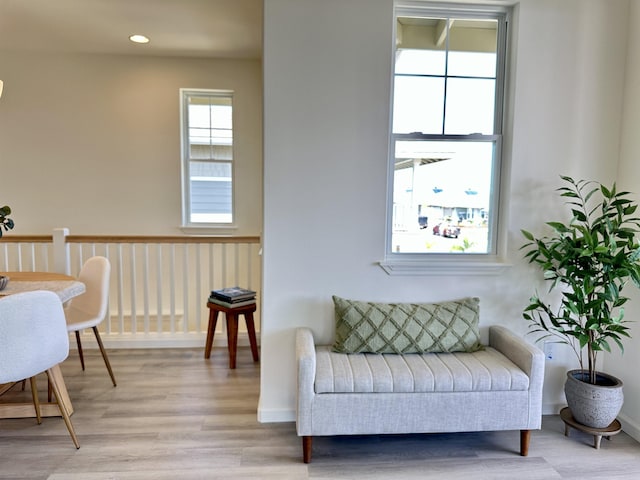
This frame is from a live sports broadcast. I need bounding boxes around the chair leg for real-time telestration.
[75,330,85,371]
[46,368,80,449]
[29,377,42,425]
[93,326,117,387]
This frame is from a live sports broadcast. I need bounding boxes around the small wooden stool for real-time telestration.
[204,301,259,369]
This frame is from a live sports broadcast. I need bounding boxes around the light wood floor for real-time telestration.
[2,347,640,479]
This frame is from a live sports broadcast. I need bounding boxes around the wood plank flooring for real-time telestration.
[2,347,640,479]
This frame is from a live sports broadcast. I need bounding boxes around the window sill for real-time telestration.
[379,255,511,276]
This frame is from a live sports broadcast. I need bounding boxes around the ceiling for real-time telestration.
[0,0,263,59]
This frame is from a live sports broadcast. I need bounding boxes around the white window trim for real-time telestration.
[381,1,512,276]
[379,256,511,275]
[179,88,236,231]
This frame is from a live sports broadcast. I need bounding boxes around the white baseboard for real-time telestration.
[257,410,295,423]
[543,402,566,416]
[617,412,640,443]
[257,398,295,423]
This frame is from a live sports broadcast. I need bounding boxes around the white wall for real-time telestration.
[260,0,631,423]
[0,51,262,236]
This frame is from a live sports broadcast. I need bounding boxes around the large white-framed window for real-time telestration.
[180,89,234,227]
[382,2,510,275]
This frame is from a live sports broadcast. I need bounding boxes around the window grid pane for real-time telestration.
[393,76,445,134]
[447,51,497,78]
[444,78,495,135]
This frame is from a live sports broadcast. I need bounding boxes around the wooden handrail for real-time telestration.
[1,235,261,244]
[67,235,261,244]
[0,235,52,243]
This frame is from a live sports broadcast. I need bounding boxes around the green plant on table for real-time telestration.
[521,176,640,385]
[0,205,14,237]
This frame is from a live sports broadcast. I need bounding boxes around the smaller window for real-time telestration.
[180,89,234,226]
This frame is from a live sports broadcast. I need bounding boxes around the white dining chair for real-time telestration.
[65,256,116,387]
[0,291,80,448]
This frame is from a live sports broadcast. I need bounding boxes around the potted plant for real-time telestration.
[0,205,14,237]
[521,175,640,429]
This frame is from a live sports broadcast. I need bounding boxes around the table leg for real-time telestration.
[226,313,238,369]
[0,382,15,396]
[0,366,76,420]
[204,309,220,359]
[29,377,41,424]
[245,312,260,362]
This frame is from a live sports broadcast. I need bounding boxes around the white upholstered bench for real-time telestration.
[295,325,544,463]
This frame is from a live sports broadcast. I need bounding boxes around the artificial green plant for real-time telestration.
[521,176,640,384]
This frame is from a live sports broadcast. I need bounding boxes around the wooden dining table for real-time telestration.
[0,271,86,303]
[0,271,85,419]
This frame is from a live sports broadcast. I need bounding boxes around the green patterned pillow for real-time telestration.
[332,296,482,354]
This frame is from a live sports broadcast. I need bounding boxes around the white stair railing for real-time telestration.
[0,229,261,348]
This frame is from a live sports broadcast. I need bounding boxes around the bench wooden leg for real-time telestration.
[520,429,530,456]
[302,435,312,463]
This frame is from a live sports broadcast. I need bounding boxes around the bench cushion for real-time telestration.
[314,346,530,394]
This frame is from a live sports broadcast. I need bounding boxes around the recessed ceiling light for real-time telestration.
[129,34,150,44]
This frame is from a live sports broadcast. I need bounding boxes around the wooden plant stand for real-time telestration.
[560,407,622,449]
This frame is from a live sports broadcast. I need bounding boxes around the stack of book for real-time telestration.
[209,286,256,308]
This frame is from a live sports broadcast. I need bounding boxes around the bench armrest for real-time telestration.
[489,325,545,427]
[489,326,543,378]
[296,327,317,435]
